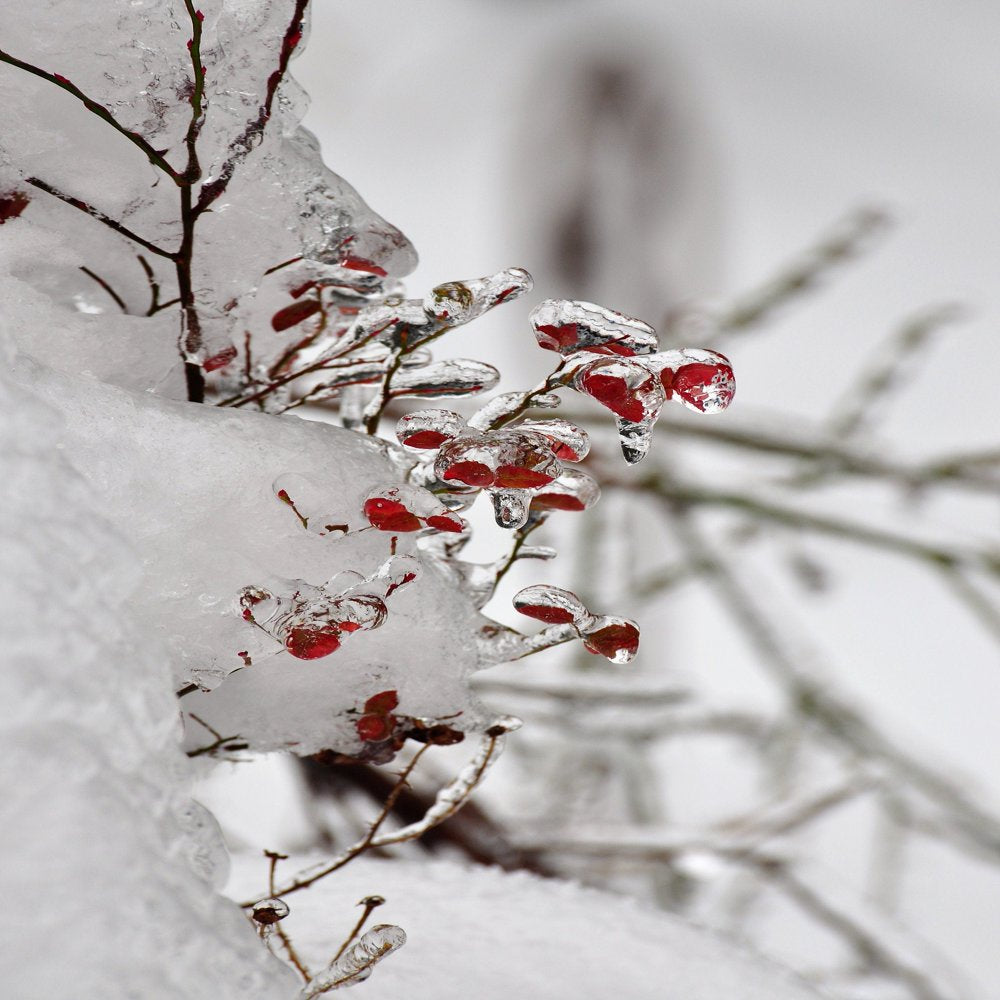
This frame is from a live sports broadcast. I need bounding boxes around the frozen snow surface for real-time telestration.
[229,854,823,1000]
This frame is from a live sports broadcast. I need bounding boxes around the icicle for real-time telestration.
[530,299,658,356]
[491,489,531,530]
[616,416,655,466]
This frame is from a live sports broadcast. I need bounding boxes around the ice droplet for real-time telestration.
[616,416,655,466]
[492,489,531,530]
[517,418,591,462]
[530,299,658,356]
[513,584,590,626]
[396,408,466,449]
[251,898,290,925]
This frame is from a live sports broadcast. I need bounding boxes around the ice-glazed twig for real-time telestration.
[0,48,182,181]
[709,207,889,337]
[332,896,385,963]
[659,500,1000,868]
[263,850,310,982]
[195,0,310,215]
[492,520,544,588]
[26,177,174,259]
[298,925,405,997]
[825,303,965,441]
[246,744,432,904]
[250,726,514,905]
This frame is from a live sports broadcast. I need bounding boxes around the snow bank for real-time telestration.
[229,854,824,1000]
[0,326,295,999]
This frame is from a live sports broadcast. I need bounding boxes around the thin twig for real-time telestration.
[0,49,181,181]
[264,850,311,982]
[26,177,174,259]
[79,266,128,313]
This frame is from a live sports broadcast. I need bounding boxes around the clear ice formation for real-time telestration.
[511,584,640,664]
[395,409,595,530]
[0,0,417,390]
[299,924,407,997]
[239,555,419,661]
[527,299,735,464]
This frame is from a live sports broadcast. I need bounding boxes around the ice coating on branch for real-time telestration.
[300,925,406,997]
[530,298,658,356]
[338,266,531,357]
[363,484,467,533]
[422,266,533,323]
[467,389,562,431]
[0,1,416,389]
[388,358,500,400]
[397,408,467,449]
[511,585,640,663]
[424,415,593,528]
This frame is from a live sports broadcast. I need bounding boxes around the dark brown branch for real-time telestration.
[298,757,555,877]
[79,266,128,313]
[0,49,181,181]
[27,177,174,259]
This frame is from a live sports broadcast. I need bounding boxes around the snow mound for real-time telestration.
[10,354,490,756]
[0,326,295,999]
[229,855,823,1000]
